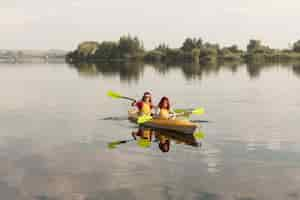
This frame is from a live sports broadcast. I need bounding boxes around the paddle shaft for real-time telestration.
[172,111,193,117]
[120,96,136,102]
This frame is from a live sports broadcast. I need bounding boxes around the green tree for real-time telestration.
[181,38,203,52]
[191,48,200,63]
[77,41,99,57]
[227,45,241,53]
[247,40,261,53]
[94,41,119,60]
[165,48,182,62]
[155,43,169,52]
[144,50,164,62]
[118,35,144,58]
[200,47,218,63]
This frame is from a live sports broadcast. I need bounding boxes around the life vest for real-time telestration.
[159,108,170,119]
[136,101,151,115]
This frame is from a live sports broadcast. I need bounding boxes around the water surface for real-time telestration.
[1,62,300,200]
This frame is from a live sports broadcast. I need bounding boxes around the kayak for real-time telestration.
[157,129,200,147]
[128,109,198,134]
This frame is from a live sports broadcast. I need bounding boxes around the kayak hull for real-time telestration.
[128,110,198,134]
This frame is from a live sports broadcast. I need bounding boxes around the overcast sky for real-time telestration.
[1,0,300,50]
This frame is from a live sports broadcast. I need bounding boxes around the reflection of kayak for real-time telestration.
[156,129,199,147]
[128,110,198,134]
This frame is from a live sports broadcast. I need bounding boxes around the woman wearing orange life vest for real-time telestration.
[131,92,154,116]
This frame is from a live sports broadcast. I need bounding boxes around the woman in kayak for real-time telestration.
[132,92,154,116]
[157,96,174,119]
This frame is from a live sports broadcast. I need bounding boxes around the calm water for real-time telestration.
[1,61,300,200]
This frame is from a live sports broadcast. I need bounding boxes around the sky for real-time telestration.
[1,0,300,50]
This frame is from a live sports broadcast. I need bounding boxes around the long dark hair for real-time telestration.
[158,96,170,110]
[142,91,152,104]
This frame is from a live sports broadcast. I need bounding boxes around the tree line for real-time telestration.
[66,35,300,64]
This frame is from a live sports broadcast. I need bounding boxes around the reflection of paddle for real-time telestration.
[193,131,205,139]
[107,138,151,149]
[100,116,129,121]
[190,120,210,123]
[107,139,134,149]
[107,90,136,102]
[137,139,151,148]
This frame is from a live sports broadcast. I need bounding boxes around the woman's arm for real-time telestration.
[131,100,137,106]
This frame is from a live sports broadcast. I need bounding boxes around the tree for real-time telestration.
[227,45,241,53]
[95,41,119,60]
[118,35,144,58]
[181,38,203,52]
[77,41,99,57]
[247,40,261,53]
[165,48,182,62]
[191,48,200,63]
[155,43,169,52]
[246,40,276,54]
[144,50,164,62]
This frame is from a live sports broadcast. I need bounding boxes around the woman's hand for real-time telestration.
[131,100,137,106]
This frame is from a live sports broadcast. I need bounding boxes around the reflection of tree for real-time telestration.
[151,62,223,80]
[70,62,145,83]
[219,60,242,74]
[150,63,173,75]
[74,63,99,77]
[181,63,203,80]
[293,64,300,78]
[246,62,262,79]
[246,61,293,79]
[69,60,300,81]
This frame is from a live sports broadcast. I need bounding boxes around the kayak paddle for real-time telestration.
[174,107,205,117]
[107,90,136,102]
[138,108,205,124]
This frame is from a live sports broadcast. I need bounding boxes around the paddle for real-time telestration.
[174,107,205,116]
[107,138,151,149]
[137,107,205,124]
[107,90,136,102]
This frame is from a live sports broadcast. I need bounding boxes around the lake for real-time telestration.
[1,61,300,200]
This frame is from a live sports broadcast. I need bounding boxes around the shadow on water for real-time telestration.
[69,60,300,82]
[108,127,202,153]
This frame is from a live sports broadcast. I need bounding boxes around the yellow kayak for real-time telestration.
[128,110,198,134]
